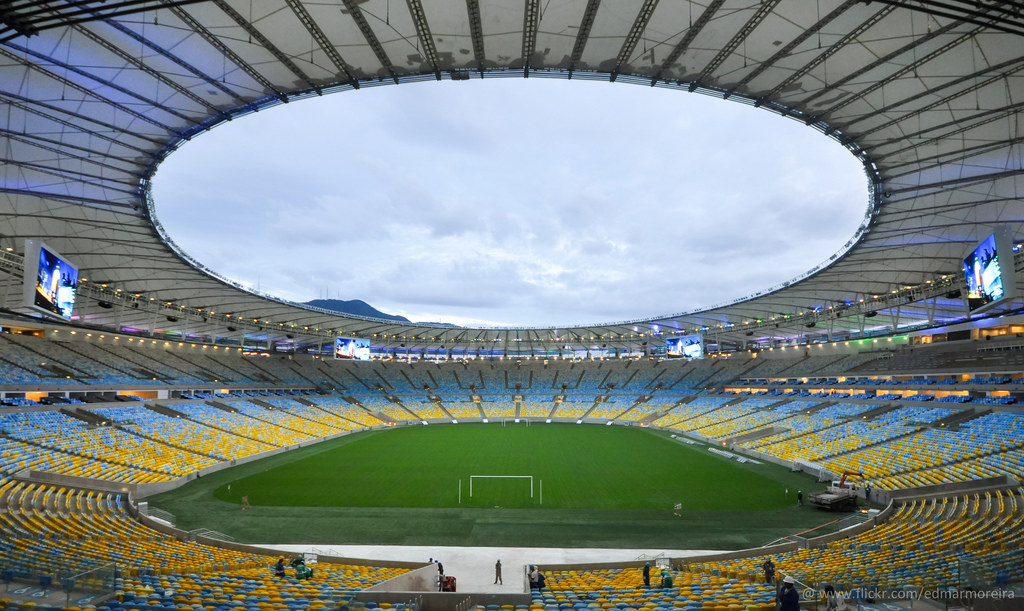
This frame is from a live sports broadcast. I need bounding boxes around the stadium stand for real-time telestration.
[753,406,957,466]
[740,403,876,450]
[687,489,1024,590]
[444,401,481,419]
[0,480,410,596]
[519,400,555,418]
[403,399,448,420]
[541,567,777,611]
[306,397,383,427]
[480,398,516,418]
[651,397,733,428]
[0,341,1023,602]
[172,403,311,447]
[94,405,274,462]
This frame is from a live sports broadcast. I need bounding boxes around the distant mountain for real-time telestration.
[304,299,410,323]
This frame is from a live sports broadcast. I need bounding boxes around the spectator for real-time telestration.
[824,584,843,611]
[642,563,651,587]
[274,557,286,578]
[778,576,799,611]
[762,558,775,585]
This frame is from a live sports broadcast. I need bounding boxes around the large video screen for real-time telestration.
[23,239,78,320]
[334,337,370,360]
[666,335,703,359]
[963,228,1016,314]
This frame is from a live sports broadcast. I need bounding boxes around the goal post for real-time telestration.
[469,475,533,498]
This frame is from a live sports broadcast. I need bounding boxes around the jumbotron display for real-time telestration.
[335,337,371,360]
[23,239,78,320]
[963,227,1016,314]
[666,335,702,359]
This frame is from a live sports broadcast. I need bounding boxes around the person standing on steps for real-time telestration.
[494,559,502,584]
[642,563,650,587]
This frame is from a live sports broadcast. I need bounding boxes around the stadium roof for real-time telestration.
[1,0,1023,353]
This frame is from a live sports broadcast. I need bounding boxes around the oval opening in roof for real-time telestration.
[151,78,868,327]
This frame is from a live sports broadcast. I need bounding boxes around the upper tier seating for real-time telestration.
[172,403,310,447]
[305,397,383,427]
[693,400,820,440]
[756,407,954,465]
[94,405,273,462]
[740,403,876,449]
[651,397,733,427]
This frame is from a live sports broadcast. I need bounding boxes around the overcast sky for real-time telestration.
[153,78,867,327]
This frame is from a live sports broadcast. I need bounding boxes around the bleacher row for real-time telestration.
[0,399,375,484]
[652,397,1024,491]
[534,489,1022,610]
[0,336,1020,607]
[0,334,746,393]
[1,393,1021,505]
[2,476,1020,610]
[0,480,410,609]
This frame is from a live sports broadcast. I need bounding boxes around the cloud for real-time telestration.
[152,78,867,326]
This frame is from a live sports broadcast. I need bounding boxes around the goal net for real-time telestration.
[467,475,536,506]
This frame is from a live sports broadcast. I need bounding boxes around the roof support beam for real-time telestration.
[283,0,359,86]
[0,127,137,162]
[210,0,317,91]
[609,0,659,82]
[464,0,485,74]
[869,0,1024,37]
[0,0,209,43]
[695,0,780,86]
[846,56,1024,134]
[873,100,1024,156]
[341,0,399,84]
[0,91,161,152]
[405,0,441,79]
[799,19,961,108]
[884,135,1024,178]
[0,158,139,194]
[730,0,858,95]
[102,18,246,104]
[72,23,224,115]
[764,5,896,101]
[1,130,140,175]
[649,0,725,86]
[821,25,990,118]
[521,0,540,77]
[567,0,600,76]
[4,40,196,124]
[166,4,284,101]
[0,187,137,209]
[0,45,180,135]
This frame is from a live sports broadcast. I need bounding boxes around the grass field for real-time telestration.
[213,424,793,511]
[148,424,845,548]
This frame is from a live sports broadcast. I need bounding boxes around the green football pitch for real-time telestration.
[149,424,840,548]
[214,424,791,511]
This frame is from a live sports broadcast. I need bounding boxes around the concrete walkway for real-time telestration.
[259,545,717,595]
